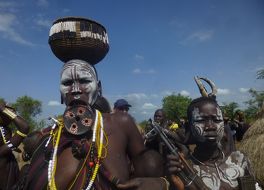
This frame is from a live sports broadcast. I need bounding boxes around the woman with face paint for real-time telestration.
[167,97,257,190]
[21,59,167,190]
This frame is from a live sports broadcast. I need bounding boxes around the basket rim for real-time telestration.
[52,16,107,31]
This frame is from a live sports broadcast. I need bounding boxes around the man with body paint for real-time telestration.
[167,96,256,190]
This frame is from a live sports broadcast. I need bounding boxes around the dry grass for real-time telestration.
[237,117,264,186]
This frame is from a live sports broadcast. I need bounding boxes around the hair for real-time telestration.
[92,96,112,113]
[154,109,165,116]
[187,96,219,123]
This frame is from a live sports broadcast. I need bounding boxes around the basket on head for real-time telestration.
[49,17,109,65]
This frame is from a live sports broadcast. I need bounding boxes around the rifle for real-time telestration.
[147,119,209,190]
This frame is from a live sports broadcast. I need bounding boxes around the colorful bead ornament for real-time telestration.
[47,110,105,190]
[84,109,104,190]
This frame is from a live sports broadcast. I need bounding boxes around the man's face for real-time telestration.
[154,110,165,125]
[190,102,224,143]
[60,60,98,106]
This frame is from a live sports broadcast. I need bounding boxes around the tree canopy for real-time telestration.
[221,102,239,120]
[1,96,43,131]
[162,93,192,123]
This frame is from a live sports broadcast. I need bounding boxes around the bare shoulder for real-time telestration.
[102,112,135,134]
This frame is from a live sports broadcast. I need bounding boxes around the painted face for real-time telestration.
[190,102,224,143]
[60,60,98,106]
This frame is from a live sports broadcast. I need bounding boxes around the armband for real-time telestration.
[16,130,27,138]
[160,177,170,190]
[2,108,17,120]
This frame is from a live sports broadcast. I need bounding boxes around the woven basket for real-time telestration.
[49,17,109,65]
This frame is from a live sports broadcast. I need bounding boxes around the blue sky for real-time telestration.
[0,0,263,122]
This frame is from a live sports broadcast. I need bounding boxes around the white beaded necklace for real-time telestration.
[0,126,7,144]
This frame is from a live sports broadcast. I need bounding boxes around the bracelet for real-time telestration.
[16,130,27,138]
[2,108,17,120]
[7,141,14,150]
[160,177,170,190]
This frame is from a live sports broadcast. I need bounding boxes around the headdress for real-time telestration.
[49,17,109,65]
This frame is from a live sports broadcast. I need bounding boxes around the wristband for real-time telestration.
[2,108,17,120]
[7,141,14,150]
[16,130,27,138]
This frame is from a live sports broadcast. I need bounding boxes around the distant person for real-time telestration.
[233,110,251,141]
[144,109,170,159]
[153,109,168,128]
[113,99,131,113]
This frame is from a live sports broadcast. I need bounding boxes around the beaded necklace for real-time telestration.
[47,110,104,190]
[47,118,63,189]
[0,126,7,144]
[84,109,104,190]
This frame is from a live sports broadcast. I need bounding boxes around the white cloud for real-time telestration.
[0,13,33,46]
[126,93,148,100]
[150,94,159,98]
[217,88,231,95]
[63,8,70,13]
[180,90,190,96]
[188,30,214,42]
[134,54,144,61]
[0,2,16,9]
[146,69,156,74]
[181,30,214,45]
[133,68,141,74]
[239,88,249,93]
[132,68,156,74]
[142,103,157,109]
[161,90,173,96]
[35,18,51,28]
[48,100,61,106]
[37,0,49,7]
[141,111,149,115]
[257,56,264,61]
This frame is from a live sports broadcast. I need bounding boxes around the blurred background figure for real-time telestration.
[153,109,168,128]
[113,99,131,113]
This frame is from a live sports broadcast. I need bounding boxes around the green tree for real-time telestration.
[220,102,239,120]
[138,120,148,130]
[0,98,4,104]
[11,95,42,131]
[162,93,192,123]
[244,88,264,121]
[257,68,264,79]
[245,88,264,109]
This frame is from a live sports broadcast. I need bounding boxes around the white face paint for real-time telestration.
[191,102,224,143]
[60,60,98,106]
